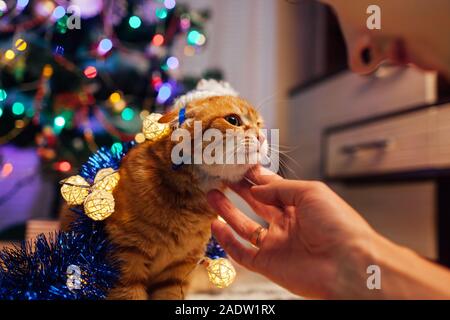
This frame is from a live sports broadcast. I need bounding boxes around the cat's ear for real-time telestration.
[158,109,179,126]
[159,107,195,128]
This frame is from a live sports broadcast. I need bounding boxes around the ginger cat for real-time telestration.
[105,80,267,299]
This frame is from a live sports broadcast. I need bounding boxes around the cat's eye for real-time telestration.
[224,114,242,126]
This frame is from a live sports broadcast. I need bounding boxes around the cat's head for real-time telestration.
[159,80,268,183]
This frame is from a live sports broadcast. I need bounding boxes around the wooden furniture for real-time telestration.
[286,66,450,262]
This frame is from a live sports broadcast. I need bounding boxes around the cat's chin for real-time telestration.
[197,163,257,184]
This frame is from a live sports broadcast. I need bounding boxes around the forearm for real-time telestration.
[333,233,450,299]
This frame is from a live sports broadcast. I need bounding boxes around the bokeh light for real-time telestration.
[0,89,6,101]
[54,115,66,127]
[152,34,164,47]
[121,107,134,121]
[129,16,142,29]
[12,102,25,115]
[157,83,172,103]
[17,0,29,10]
[155,8,168,19]
[111,142,123,155]
[164,0,176,10]
[109,92,121,103]
[15,38,27,51]
[43,64,53,77]
[84,66,97,79]
[56,161,71,172]
[187,30,201,45]
[52,5,66,19]
[0,1,7,16]
[1,163,13,178]
[98,38,113,55]
[166,56,179,70]
[5,49,15,60]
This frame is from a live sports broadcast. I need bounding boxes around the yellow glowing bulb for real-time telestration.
[135,132,146,144]
[15,120,25,128]
[142,113,170,141]
[15,39,27,51]
[205,258,236,288]
[109,92,121,104]
[92,168,120,193]
[60,175,90,206]
[42,64,53,78]
[5,49,15,60]
[83,190,115,221]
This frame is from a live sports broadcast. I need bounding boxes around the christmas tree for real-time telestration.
[0,0,220,174]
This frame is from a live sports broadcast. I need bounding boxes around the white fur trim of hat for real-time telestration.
[173,79,239,110]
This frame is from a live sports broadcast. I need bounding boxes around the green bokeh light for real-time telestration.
[129,16,142,29]
[12,102,25,115]
[0,108,3,118]
[111,142,123,155]
[121,107,135,121]
[187,30,201,45]
[54,115,66,127]
[155,8,168,19]
[0,89,6,101]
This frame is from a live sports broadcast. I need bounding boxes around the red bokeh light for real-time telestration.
[83,66,97,79]
[57,161,72,172]
[152,34,164,47]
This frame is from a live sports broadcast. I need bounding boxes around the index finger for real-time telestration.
[228,179,283,222]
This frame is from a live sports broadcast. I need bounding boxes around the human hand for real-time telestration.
[207,166,380,298]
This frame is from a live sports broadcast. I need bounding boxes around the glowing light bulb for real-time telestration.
[129,16,142,29]
[1,163,13,178]
[15,120,25,128]
[0,89,6,101]
[52,5,66,19]
[166,56,179,70]
[0,1,7,15]
[98,38,113,55]
[5,49,15,60]
[92,168,119,193]
[152,34,164,47]
[12,102,25,115]
[156,84,172,104]
[15,38,27,51]
[155,8,168,19]
[17,0,29,10]
[135,133,146,144]
[42,64,53,77]
[187,30,201,45]
[84,66,97,79]
[60,175,90,206]
[196,34,206,46]
[205,258,236,288]
[54,116,66,127]
[109,92,121,103]
[164,0,176,9]
[56,161,71,172]
[111,142,123,155]
[121,107,134,121]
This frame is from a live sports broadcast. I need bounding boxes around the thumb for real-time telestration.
[250,180,310,207]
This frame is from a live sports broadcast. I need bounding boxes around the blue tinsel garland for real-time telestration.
[0,141,226,300]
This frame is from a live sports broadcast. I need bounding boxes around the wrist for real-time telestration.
[331,230,450,299]
[329,230,391,299]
